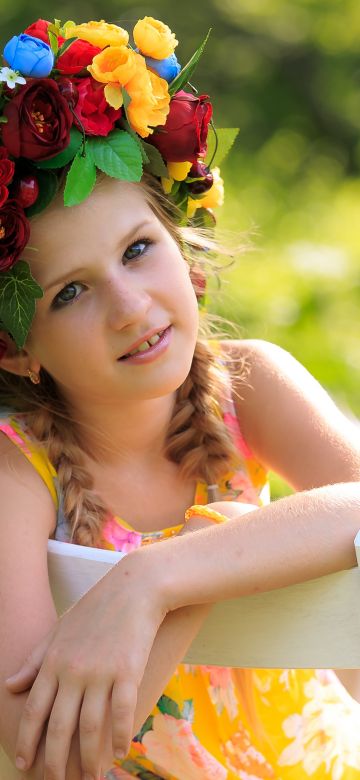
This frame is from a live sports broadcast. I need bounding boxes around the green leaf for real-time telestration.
[0,261,43,348]
[190,206,216,229]
[55,36,78,60]
[134,714,153,742]
[142,142,168,178]
[35,127,83,170]
[59,19,76,36]
[64,147,96,206]
[157,694,182,719]
[88,130,143,181]
[48,29,59,57]
[0,116,8,124]
[206,127,240,168]
[121,120,150,165]
[26,170,58,217]
[169,29,211,96]
[170,179,181,196]
[121,86,131,114]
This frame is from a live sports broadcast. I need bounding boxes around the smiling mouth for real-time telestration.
[119,328,167,360]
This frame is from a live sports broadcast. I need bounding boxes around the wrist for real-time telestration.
[113,544,171,620]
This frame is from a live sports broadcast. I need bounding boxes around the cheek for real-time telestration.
[26,312,88,371]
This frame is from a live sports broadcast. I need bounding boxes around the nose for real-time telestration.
[104,274,152,331]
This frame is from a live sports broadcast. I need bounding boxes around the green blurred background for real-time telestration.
[1,1,359,494]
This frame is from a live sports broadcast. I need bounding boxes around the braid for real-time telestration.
[28,404,108,547]
[165,340,240,484]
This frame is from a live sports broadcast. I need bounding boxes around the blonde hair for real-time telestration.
[0,174,267,742]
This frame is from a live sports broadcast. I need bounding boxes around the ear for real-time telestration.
[0,332,41,378]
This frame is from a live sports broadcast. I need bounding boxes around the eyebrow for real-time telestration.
[42,218,155,292]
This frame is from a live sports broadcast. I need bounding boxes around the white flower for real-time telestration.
[0,67,26,89]
[278,675,360,778]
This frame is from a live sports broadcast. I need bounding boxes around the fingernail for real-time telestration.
[114,749,125,759]
[15,757,26,770]
[82,774,94,780]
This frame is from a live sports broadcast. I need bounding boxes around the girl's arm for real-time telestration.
[0,435,87,779]
[140,338,360,612]
[8,340,360,776]
[0,436,218,779]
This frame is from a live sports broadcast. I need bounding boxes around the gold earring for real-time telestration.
[27,369,40,385]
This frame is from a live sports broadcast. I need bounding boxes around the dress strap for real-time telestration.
[0,412,59,507]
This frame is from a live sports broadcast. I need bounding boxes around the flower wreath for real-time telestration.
[0,16,238,351]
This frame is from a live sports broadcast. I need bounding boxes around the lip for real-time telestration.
[118,325,172,363]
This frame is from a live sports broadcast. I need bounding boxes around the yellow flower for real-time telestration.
[133,17,178,59]
[88,46,137,86]
[64,20,129,49]
[187,167,224,217]
[167,161,192,181]
[161,176,174,194]
[126,57,170,138]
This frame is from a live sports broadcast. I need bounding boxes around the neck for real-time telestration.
[64,393,177,467]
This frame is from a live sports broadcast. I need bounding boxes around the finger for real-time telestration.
[111,680,138,760]
[43,687,82,780]
[6,635,51,692]
[79,686,111,779]
[15,672,58,772]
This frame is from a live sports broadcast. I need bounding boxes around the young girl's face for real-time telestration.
[24,178,199,406]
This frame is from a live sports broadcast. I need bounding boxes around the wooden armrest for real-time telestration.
[47,533,360,669]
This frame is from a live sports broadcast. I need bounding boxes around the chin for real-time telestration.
[127,352,194,401]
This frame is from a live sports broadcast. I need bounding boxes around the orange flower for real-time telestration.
[133,16,178,59]
[64,20,128,49]
[88,45,137,86]
[126,57,170,138]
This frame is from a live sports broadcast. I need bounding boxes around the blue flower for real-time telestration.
[145,53,181,83]
[3,34,54,78]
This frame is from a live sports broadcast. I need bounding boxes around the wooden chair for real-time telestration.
[47,532,360,668]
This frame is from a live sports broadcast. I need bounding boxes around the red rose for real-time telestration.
[2,79,73,161]
[0,186,9,208]
[24,19,51,44]
[0,148,15,184]
[0,199,30,271]
[57,40,102,75]
[0,148,15,207]
[149,90,212,163]
[73,77,121,136]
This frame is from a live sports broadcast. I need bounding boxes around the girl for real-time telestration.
[1,14,360,780]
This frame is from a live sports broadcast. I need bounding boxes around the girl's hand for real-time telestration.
[6,554,166,780]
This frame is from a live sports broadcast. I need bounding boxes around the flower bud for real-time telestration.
[145,53,181,83]
[4,34,54,78]
[188,162,213,196]
[13,175,39,208]
[57,77,79,108]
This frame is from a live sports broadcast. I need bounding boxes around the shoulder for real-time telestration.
[219,337,316,382]
[219,337,337,404]
[0,429,57,538]
[218,339,360,489]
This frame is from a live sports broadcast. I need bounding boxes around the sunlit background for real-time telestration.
[2,1,360,491]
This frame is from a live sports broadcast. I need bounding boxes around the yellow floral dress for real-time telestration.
[1,399,360,779]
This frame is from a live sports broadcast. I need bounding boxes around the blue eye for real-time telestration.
[52,282,84,308]
[124,238,151,262]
